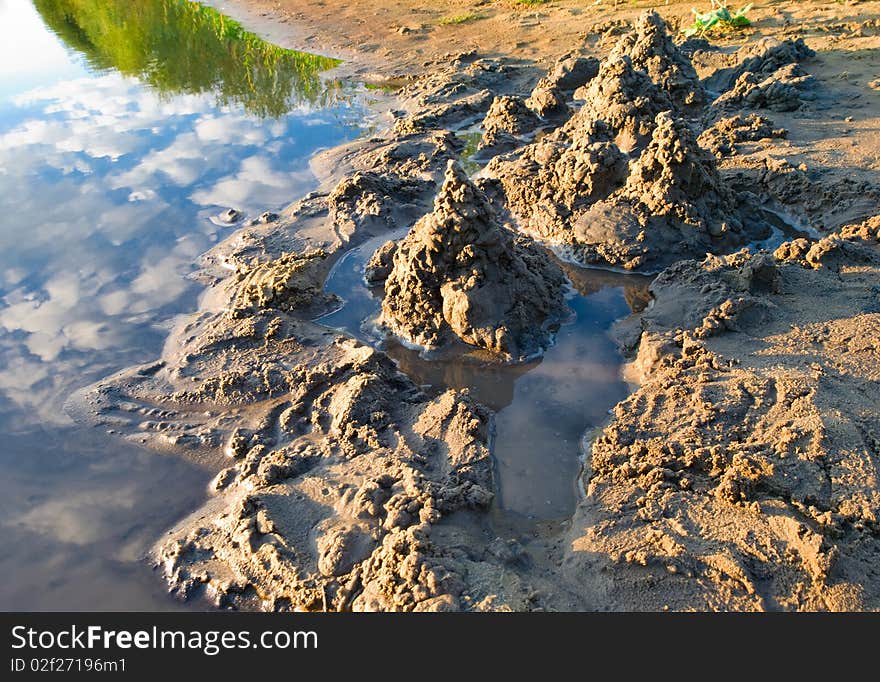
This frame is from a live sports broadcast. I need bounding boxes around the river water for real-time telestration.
[0,0,655,613]
[0,0,372,610]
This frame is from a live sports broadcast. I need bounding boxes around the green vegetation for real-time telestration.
[515,0,550,6]
[682,2,753,37]
[32,0,344,117]
[438,13,483,25]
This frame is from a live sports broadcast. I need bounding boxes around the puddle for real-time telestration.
[753,207,818,252]
[318,233,652,520]
[0,0,377,609]
[456,129,485,176]
[317,204,808,521]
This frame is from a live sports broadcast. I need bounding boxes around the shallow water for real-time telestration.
[0,0,373,610]
[319,235,652,520]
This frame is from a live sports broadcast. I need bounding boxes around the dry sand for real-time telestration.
[68,1,880,610]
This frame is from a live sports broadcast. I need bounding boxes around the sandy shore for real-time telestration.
[209,0,879,75]
[69,1,880,610]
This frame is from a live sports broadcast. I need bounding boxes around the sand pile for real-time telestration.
[373,160,568,360]
[572,54,673,143]
[569,112,747,269]
[524,53,599,118]
[712,63,818,113]
[480,115,629,242]
[486,105,753,270]
[565,219,880,610]
[704,38,818,117]
[540,54,600,93]
[712,37,816,90]
[609,10,704,106]
[481,54,667,249]
[229,250,333,319]
[478,94,541,152]
[484,12,769,270]
[156,336,501,612]
[697,114,787,157]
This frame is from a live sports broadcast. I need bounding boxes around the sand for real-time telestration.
[68,1,880,610]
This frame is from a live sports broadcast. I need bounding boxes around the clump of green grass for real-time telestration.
[364,82,399,92]
[515,0,550,6]
[438,13,482,25]
[682,2,753,38]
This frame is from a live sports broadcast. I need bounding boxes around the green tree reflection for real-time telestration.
[32,0,344,118]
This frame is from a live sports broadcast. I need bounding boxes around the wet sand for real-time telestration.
[319,227,649,518]
[68,1,880,610]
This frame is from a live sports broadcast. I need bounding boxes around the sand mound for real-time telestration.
[481,117,628,242]
[723,38,816,88]
[522,52,600,121]
[705,38,817,117]
[572,54,673,144]
[328,171,435,240]
[152,334,500,611]
[542,54,601,93]
[712,63,818,113]
[566,223,880,610]
[525,84,569,119]
[569,112,745,270]
[483,54,669,249]
[483,12,774,270]
[229,250,334,319]
[697,114,787,157]
[478,94,541,152]
[487,102,758,270]
[609,10,704,106]
[376,160,568,360]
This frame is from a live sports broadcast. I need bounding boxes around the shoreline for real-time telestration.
[213,0,880,74]
[70,1,880,610]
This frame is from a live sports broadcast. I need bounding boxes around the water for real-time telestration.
[319,235,652,520]
[0,0,373,610]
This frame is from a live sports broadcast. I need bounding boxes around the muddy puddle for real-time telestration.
[0,0,377,609]
[319,233,652,519]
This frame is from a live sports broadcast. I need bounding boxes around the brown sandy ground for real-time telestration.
[568,220,880,610]
[67,2,880,610]
[213,0,880,77]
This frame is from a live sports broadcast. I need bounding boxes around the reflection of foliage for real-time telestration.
[32,0,344,118]
[456,130,483,176]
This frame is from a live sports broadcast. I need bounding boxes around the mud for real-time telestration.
[318,226,651,519]
[566,220,880,610]
[375,161,568,360]
[69,2,880,610]
[610,10,704,107]
[481,14,785,271]
[698,114,787,158]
